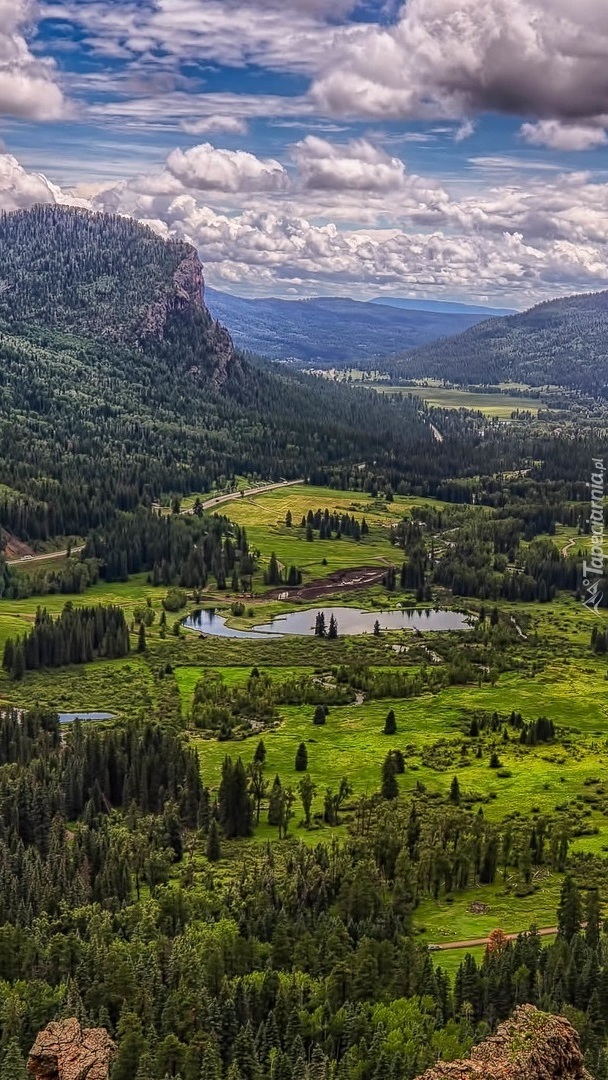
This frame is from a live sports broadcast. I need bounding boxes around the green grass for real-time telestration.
[222,484,449,586]
[374,386,542,418]
[416,878,563,943]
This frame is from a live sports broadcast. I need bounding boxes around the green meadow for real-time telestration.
[374,385,543,418]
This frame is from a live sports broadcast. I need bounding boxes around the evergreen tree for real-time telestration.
[381,753,398,800]
[0,1040,27,1080]
[218,757,253,839]
[294,743,308,772]
[383,710,396,735]
[449,776,461,805]
[137,622,146,653]
[206,819,222,862]
[557,875,582,942]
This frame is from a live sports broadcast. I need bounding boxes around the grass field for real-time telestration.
[374,386,543,418]
[221,483,450,584]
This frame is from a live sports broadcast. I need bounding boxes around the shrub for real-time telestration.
[163,587,188,612]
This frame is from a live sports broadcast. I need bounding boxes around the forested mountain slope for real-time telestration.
[0,207,433,538]
[397,289,608,394]
[205,287,486,364]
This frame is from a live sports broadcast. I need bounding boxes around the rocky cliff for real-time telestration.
[27,1018,115,1080]
[140,243,237,385]
[416,1006,592,1080]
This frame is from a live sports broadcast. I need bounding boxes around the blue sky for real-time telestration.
[2,0,608,304]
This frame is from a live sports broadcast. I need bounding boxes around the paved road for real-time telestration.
[7,545,85,567]
[432,926,559,951]
[182,478,305,515]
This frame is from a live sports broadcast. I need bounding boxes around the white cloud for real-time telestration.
[0,0,67,120]
[521,120,608,151]
[292,136,408,192]
[181,116,249,137]
[4,142,608,307]
[165,143,289,193]
[0,153,85,210]
[311,0,608,128]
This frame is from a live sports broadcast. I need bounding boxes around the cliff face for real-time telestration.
[27,1018,115,1080]
[140,244,237,386]
[416,1006,592,1080]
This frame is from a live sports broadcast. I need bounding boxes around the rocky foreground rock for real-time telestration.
[416,1005,592,1080]
[27,1018,115,1080]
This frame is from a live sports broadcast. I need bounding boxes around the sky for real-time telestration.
[2,0,608,306]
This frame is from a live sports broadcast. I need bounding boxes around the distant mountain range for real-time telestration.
[397,289,608,395]
[204,288,494,364]
[371,297,516,317]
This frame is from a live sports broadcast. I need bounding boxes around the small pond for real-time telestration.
[58,712,115,724]
[184,606,473,640]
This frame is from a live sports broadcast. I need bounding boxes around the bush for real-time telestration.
[163,587,188,612]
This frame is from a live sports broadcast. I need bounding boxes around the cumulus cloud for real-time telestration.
[0,153,85,210]
[181,116,249,136]
[521,120,608,151]
[3,142,608,306]
[311,0,608,126]
[292,136,408,192]
[165,143,289,193]
[0,0,67,120]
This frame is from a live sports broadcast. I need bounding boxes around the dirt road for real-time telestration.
[183,478,305,515]
[432,926,559,951]
[7,545,85,567]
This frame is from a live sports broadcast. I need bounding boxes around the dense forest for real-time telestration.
[395,289,608,394]
[0,709,607,1078]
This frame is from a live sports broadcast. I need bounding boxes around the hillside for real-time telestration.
[205,288,487,364]
[0,206,432,539]
[396,289,608,394]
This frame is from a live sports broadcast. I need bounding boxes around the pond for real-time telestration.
[184,606,473,640]
[58,712,115,724]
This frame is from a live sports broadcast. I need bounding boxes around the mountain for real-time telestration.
[397,288,608,395]
[0,205,237,385]
[371,296,517,316]
[0,207,431,538]
[205,288,489,364]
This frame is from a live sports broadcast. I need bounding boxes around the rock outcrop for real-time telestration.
[416,1006,592,1080]
[27,1018,115,1080]
[140,244,236,385]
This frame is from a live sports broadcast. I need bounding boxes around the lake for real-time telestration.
[59,712,115,724]
[184,606,473,640]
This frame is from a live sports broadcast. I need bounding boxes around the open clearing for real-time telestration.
[373,386,543,417]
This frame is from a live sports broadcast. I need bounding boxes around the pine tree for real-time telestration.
[218,757,253,838]
[449,776,461,805]
[254,740,266,765]
[381,753,398,800]
[383,709,396,735]
[327,615,338,639]
[0,1039,27,1080]
[313,705,326,726]
[557,875,582,941]
[137,623,147,653]
[206,819,222,862]
[294,743,308,772]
